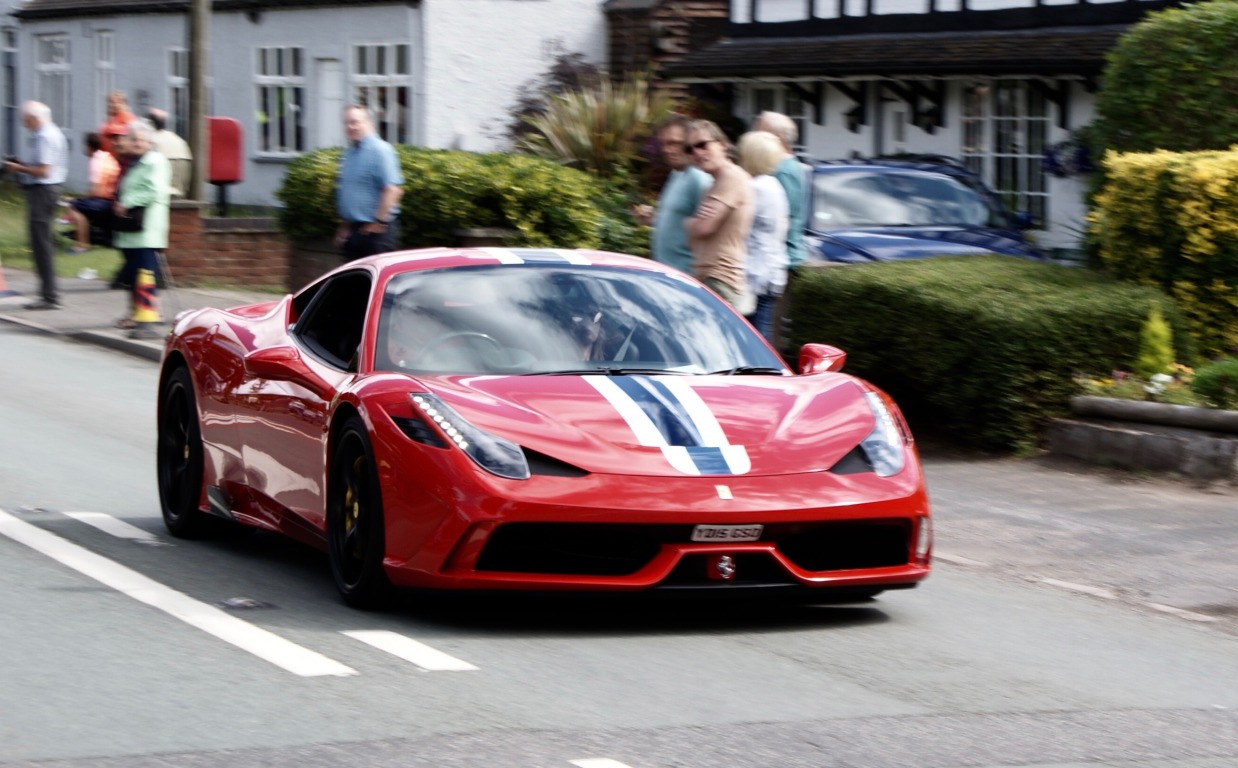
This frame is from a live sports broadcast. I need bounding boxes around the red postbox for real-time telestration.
[207,116,244,184]
[206,117,243,215]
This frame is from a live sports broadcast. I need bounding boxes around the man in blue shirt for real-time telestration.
[335,105,404,262]
[633,114,711,274]
[5,101,68,309]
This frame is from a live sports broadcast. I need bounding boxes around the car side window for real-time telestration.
[291,271,372,371]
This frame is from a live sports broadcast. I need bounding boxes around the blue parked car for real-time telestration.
[805,157,1044,263]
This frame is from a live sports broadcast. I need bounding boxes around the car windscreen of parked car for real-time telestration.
[375,264,787,377]
[811,169,1009,229]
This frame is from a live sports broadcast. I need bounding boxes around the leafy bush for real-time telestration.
[277,146,604,249]
[1191,356,1238,410]
[517,76,671,182]
[1094,0,1238,153]
[788,255,1185,451]
[275,148,342,243]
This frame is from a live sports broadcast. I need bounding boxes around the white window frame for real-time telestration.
[34,34,70,129]
[351,42,411,145]
[961,78,1050,225]
[3,27,18,156]
[255,45,306,155]
[167,47,189,139]
[95,31,114,127]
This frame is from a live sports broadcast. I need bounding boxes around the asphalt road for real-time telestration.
[1,324,1236,768]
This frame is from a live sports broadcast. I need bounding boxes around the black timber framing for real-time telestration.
[736,0,1187,38]
[787,81,826,125]
[882,80,946,134]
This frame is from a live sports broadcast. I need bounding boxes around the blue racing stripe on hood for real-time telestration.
[610,377,704,447]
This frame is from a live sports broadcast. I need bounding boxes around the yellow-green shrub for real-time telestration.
[277,146,604,250]
[1091,147,1238,357]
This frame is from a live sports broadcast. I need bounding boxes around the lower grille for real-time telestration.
[778,521,911,571]
[474,520,912,577]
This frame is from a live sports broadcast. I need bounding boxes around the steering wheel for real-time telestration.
[408,331,504,366]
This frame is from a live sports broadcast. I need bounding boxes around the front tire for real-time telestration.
[157,366,207,537]
[328,415,393,609]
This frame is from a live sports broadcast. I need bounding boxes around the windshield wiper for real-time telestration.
[531,367,692,377]
[707,366,785,376]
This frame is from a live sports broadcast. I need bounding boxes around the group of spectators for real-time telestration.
[7,91,192,337]
[635,111,807,344]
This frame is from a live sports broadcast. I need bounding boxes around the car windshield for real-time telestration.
[810,169,1007,229]
[375,264,786,376]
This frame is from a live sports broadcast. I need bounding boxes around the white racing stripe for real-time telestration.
[0,509,356,677]
[342,630,478,670]
[64,511,168,545]
[587,376,667,447]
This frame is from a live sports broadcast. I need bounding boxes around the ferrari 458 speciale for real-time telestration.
[157,248,931,608]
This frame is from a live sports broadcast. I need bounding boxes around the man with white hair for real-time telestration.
[752,111,807,272]
[5,101,68,309]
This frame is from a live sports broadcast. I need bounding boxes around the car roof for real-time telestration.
[339,247,687,285]
[808,155,979,180]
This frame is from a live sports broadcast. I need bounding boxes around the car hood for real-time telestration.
[809,226,1041,263]
[421,374,878,478]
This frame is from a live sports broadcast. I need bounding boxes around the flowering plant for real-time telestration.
[1074,364,1203,406]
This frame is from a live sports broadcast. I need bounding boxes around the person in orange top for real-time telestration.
[98,91,135,156]
[66,132,121,252]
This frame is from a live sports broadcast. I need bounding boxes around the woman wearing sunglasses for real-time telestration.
[683,120,755,313]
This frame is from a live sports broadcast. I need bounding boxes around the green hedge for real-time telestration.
[788,256,1185,451]
[276,146,651,254]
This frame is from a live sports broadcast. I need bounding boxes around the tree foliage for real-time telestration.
[1094,1,1238,153]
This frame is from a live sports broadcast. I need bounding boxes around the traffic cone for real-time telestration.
[0,255,17,297]
[132,267,161,323]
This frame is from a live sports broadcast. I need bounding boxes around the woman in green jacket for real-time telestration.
[112,119,171,335]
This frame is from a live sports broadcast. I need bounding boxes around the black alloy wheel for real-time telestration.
[157,366,207,537]
[327,415,393,609]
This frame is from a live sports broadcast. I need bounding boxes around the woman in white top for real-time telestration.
[737,131,790,342]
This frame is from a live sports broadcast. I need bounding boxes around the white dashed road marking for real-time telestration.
[342,630,479,671]
[570,760,636,768]
[0,508,357,677]
[64,511,168,545]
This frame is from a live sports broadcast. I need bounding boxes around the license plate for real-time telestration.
[690,524,763,542]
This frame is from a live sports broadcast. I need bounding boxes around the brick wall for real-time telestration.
[165,201,293,289]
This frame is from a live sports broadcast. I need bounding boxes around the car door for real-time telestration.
[238,269,373,534]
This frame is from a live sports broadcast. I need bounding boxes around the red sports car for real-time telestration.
[157,248,931,608]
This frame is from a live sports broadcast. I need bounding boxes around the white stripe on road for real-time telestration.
[1145,602,1219,622]
[932,551,987,567]
[1041,578,1118,600]
[342,630,478,671]
[0,508,356,677]
[570,760,636,768]
[64,511,168,545]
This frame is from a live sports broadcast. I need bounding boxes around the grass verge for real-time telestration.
[0,181,123,279]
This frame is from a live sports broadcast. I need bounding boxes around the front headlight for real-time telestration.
[860,391,906,477]
[410,394,530,480]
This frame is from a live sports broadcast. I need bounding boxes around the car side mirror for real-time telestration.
[244,345,333,398]
[798,343,847,374]
[1013,211,1035,230]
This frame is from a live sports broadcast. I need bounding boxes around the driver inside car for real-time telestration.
[560,302,639,362]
